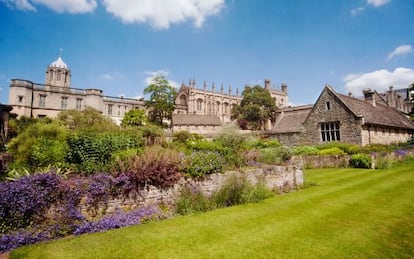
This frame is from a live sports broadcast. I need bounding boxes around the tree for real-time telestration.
[144,76,177,127]
[121,109,147,128]
[410,82,414,121]
[57,107,118,132]
[232,85,277,130]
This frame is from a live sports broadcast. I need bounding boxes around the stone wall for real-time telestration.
[361,126,412,146]
[301,89,363,145]
[291,155,350,169]
[103,165,303,214]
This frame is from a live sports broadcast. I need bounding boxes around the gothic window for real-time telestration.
[180,95,187,105]
[61,97,68,109]
[39,95,46,107]
[76,98,83,110]
[57,71,61,81]
[196,99,203,111]
[224,102,229,114]
[320,122,340,142]
[118,105,121,116]
[50,71,54,80]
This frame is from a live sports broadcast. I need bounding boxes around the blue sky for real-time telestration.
[1,0,413,106]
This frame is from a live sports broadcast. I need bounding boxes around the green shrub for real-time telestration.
[317,147,346,156]
[349,153,372,169]
[30,137,69,168]
[361,144,389,154]
[175,184,213,215]
[212,175,253,207]
[292,146,319,156]
[257,147,292,165]
[375,156,394,169]
[183,151,224,178]
[317,142,360,154]
[214,125,246,152]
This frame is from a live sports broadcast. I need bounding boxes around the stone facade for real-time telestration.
[8,55,145,124]
[174,79,288,125]
[272,86,414,146]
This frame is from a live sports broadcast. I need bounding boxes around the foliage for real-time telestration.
[175,184,213,215]
[317,147,346,156]
[232,85,277,130]
[349,153,372,168]
[66,132,141,174]
[291,145,319,156]
[212,175,272,208]
[139,124,164,146]
[317,142,360,154]
[57,107,118,132]
[144,76,177,127]
[213,125,247,152]
[375,156,394,169]
[183,151,224,177]
[121,109,147,128]
[117,146,181,189]
[7,121,68,171]
[257,147,292,165]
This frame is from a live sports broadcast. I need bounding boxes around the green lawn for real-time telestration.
[11,164,414,258]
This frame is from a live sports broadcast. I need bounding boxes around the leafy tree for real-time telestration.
[232,85,277,130]
[144,76,177,127]
[409,82,414,121]
[121,109,147,128]
[57,107,118,132]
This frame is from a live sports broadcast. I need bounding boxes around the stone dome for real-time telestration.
[49,56,68,69]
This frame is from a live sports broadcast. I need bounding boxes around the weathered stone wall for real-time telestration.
[103,165,303,214]
[301,89,363,145]
[291,155,351,169]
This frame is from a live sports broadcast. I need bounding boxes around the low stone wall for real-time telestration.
[103,164,303,214]
[291,155,351,169]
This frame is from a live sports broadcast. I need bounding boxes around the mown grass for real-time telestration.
[11,163,414,258]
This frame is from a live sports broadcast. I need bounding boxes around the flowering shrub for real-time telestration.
[183,151,224,178]
[317,147,346,156]
[74,207,160,235]
[0,173,63,233]
[291,146,319,156]
[257,147,292,165]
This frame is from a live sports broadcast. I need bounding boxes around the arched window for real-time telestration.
[180,95,187,105]
[196,98,203,111]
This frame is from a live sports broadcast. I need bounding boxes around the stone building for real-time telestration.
[8,54,145,124]
[172,79,288,133]
[272,85,414,146]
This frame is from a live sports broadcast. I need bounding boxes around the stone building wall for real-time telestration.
[301,89,363,145]
[102,165,303,214]
[361,126,412,146]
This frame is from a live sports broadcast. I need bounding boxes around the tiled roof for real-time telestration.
[335,91,414,130]
[272,105,312,133]
[172,114,222,126]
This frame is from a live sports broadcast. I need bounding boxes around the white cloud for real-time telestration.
[144,70,180,88]
[1,0,97,13]
[102,0,225,29]
[344,67,414,95]
[101,73,115,80]
[387,45,413,61]
[350,7,365,16]
[367,0,391,7]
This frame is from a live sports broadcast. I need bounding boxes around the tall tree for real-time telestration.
[144,76,177,127]
[232,85,277,130]
[121,109,147,128]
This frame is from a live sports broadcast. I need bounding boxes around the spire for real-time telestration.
[229,85,232,95]
[221,83,224,93]
[59,48,63,58]
[212,82,215,92]
[204,80,207,91]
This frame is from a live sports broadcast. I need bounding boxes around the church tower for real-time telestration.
[45,51,71,88]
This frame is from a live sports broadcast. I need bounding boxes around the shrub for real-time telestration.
[118,146,181,189]
[175,184,213,215]
[317,142,360,154]
[292,146,319,156]
[214,125,247,152]
[257,147,292,165]
[349,153,372,169]
[375,156,394,169]
[317,147,346,156]
[183,151,224,178]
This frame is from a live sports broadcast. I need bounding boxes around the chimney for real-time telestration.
[348,92,353,97]
[264,79,271,90]
[363,88,376,107]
